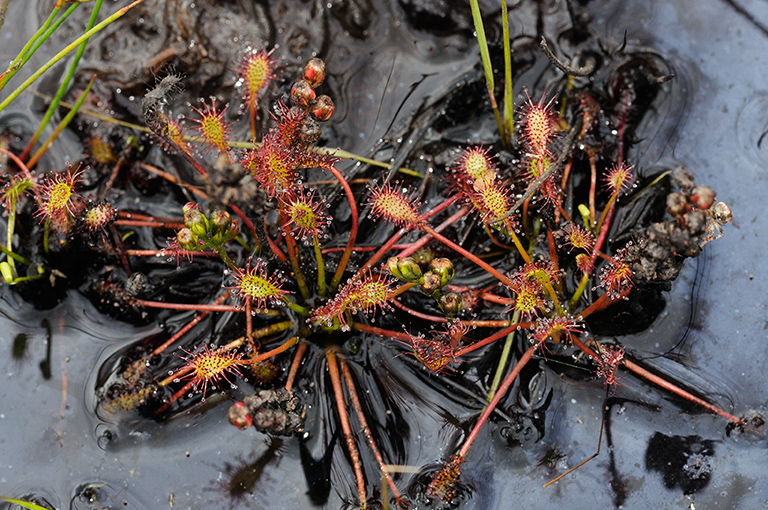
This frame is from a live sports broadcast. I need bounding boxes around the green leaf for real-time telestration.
[0,261,15,284]
[0,496,54,510]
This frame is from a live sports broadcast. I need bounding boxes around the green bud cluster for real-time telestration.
[387,256,462,317]
[387,256,422,282]
[176,203,240,253]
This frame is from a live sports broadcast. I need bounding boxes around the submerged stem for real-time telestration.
[459,344,537,458]
[487,309,520,400]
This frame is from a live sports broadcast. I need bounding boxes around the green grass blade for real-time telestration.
[22,0,103,159]
[0,0,149,114]
[469,0,504,142]
[0,4,81,90]
[28,74,96,168]
[15,4,80,79]
[0,496,52,510]
[487,309,520,400]
[501,0,514,144]
[0,6,61,86]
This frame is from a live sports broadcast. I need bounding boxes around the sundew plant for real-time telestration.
[0,1,754,509]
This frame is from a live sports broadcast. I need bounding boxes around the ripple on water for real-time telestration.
[736,93,768,169]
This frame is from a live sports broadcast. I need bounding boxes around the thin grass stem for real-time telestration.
[0,0,150,114]
[0,6,61,87]
[458,344,537,458]
[21,0,103,160]
[327,164,359,291]
[1,3,79,89]
[469,0,504,141]
[27,74,96,168]
[500,0,514,145]
[487,309,520,400]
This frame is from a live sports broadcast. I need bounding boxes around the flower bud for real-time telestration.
[176,228,199,251]
[227,219,241,238]
[291,79,316,108]
[183,206,208,237]
[300,116,322,144]
[210,210,232,236]
[411,247,435,266]
[228,401,253,430]
[420,272,441,295]
[303,58,326,88]
[311,95,334,121]
[428,258,454,287]
[438,291,462,317]
[387,256,422,282]
[575,253,592,273]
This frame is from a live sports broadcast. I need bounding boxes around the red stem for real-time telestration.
[397,203,467,258]
[589,200,616,269]
[421,224,517,289]
[151,291,232,355]
[0,147,32,173]
[117,211,180,222]
[229,203,258,242]
[285,341,307,392]
[322,244,412,254]
[454,323,530,357]
[547,227,562,293]
[570,337,743,425]
[245,297,253,344]
[156,380,196,414]
[326,347,367,505]
[246,335,300,364]
[389,298,515,328]
[352,322,413,342]
[588,152,597,226]
[327,164,359,290]
[114,219,184,229]
[134,299,241,312]
[458,345,537,458]
[125,249,219,258]
[578,287,630,319]
[339,357,403,502]
[263,216,288,262]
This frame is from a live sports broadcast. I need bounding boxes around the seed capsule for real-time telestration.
[685,210,708,236]
[438,291,462,317]
[690,185,715,210]
[300,116,322,144]
[387,256,422,282]
[303,58,326,88]
[228,401,253,430]
[227,220,241,238]
[420,272,442,295]
[666,192,688,217]
[429,258,454,287]
[311,95,334,121]
[210,210,232,236]
[183,205,208,237]
[176,228,199,251]
[291,79,316,108]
